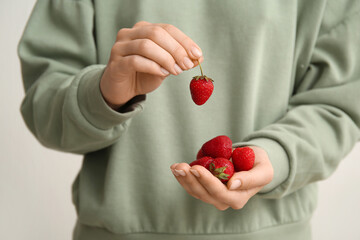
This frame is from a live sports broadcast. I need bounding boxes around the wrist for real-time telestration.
[100,73,136,110]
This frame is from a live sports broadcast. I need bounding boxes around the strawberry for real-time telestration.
[189,156,214,169]
[201,135,233,159]
[190,61,214,105]
[231,147,255,172]
[196,148,205,159]
[209,158,234,183]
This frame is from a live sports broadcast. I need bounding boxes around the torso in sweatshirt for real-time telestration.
[18,0,360,239]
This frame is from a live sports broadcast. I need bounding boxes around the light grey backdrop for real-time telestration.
[1,1,359,239]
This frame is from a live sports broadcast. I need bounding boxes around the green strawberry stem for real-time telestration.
[198,60,204,76]
[192,60,213,81]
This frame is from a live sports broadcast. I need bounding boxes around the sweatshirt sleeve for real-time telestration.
[234,9,360,198]
[18,0,145,154]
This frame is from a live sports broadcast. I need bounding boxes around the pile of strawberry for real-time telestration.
[190,135,255,183]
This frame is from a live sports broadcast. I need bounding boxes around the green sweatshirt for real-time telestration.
[19,0,360,239]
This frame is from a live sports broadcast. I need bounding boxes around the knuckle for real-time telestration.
[162,23,175,32]
[215,205,229,211]
[176,162,190,170]
[116,28,130,40]
[128,55,139,66]
[191,165,205,173]
[164,56,176,68]
[134,20,149,27]
[242,175,253,189]
[231,199,248,210]
[231,203,244,210]
[172,44,185,57]
[138,39,152,52]
[149,26,166,40]
[265,173,273,185]
[195,194,205,202]
[110,42,122,57]
[212,190,224,200]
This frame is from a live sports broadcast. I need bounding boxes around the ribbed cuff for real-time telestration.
[233,138,289,194]
[77,65,145,130]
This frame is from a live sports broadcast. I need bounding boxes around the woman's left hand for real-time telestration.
[170,146,274,210]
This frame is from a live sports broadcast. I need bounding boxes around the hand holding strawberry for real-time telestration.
[100,21,203,109]
[191,135,234,183]
[170,146,273,211]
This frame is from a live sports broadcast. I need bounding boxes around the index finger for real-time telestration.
[157,23,203,59]
[125,23,202,70]
[131,21,202,59]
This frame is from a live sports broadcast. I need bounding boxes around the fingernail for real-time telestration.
[174,64,183,74]
[191,47,202,58]
[160,67,169,76]
[174,169,186,176]
[183,57,194,69]
[172,169,180,176]
[190,169,200,177]
[229,179,241,190]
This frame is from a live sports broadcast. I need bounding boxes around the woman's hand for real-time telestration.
[170,146,274,210]
[100,21,203,109]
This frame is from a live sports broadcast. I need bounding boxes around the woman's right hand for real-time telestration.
[100,21,203,109]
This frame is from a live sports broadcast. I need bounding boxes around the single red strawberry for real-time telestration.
[232,147,255,172]
[201,135,233,159]
[190,61,214,105]
[209,158,234,183]
[189,156,214,169]
[196,148,205,159]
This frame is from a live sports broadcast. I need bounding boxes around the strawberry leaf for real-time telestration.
[209,163,215,172]
[218,173,230,180]
[214,166,227,174]
[192,75,214,82]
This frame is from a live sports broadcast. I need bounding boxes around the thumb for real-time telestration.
[226,171,258,190]
[227,146,274,190]
[227,162,273,191]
